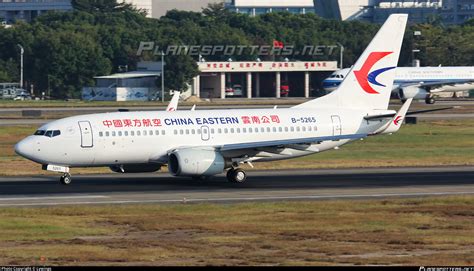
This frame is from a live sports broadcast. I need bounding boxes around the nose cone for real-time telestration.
[15,137,36,161]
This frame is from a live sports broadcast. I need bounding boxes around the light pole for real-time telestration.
[17,44,24,89]
[161,51,165,103]
[336,42,344,69]
[412,31,422,67]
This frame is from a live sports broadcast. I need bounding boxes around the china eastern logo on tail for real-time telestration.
[354,52,395,94]
[393,116,403,126]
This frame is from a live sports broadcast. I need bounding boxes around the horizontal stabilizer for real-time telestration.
[365,106,453,121]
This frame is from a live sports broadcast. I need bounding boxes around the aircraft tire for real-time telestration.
[60,173,72,185]
[425,97,436,104]
[228,168,247,183]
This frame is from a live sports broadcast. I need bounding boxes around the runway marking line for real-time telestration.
[0,195,108,201]
[0,191,473,207]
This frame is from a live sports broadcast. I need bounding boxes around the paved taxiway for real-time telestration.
[0,166,472,207]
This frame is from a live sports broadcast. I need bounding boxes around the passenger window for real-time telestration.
[99,132,103,137]
[131,131,135,136]
[260,127,264,133]
[191,129,195,135]
[106,131,110,137]
[155,130,159,136]
[112,131,116,137]
[180,130,184,135]
[224,128,228,134]
[279,127,283,132]
[290,127,295,132]
[302,127,306,132]
[137,131,141,136]
[161,130,165,135]
[285,127,289,132]
[308,126,312,132]
[296,127,301,132]
[197,129,201,134]
[186,129,190,135]
[174,130,177,135]
[149,130,153,135]
[273,127,277,132]
[266,127,270,132]
[249,128,253,133]
[243,128,247,133]
[125,131,129,136]
[143,130,147,136]
[314,126,318,131]
[230,128,234,133]
[118,131,122,136]
[211,128,215,134]
[236,128,240,133]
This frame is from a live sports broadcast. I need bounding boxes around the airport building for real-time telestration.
[121,0,152,17]
[316,0,445,24]
[83,60,337,101]
[82,62,162,101]
[0,0,72,23]
[225,0,316,16]
[441,0,474,24]
[193,60,337,99]
[151,0,223,18]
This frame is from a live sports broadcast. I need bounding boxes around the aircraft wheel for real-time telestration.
[425,97,435,104]
[227,168,247,183]
[226,168,235,181]
[60,173,72,185]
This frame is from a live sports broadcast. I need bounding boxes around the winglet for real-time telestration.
[373,98,413,135]
[166,91,180,112]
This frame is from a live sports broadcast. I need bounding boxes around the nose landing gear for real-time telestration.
[42,164,72,185]
[60,173,72,185]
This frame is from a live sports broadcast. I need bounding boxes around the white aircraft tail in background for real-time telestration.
[166,91,180,112]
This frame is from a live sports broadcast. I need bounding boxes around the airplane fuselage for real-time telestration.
[16,107,389,168]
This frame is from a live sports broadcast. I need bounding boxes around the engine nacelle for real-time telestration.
[109,164,161,173]
[168,149,225,177]
[398,86,429,100]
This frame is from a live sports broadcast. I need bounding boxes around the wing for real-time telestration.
[217,133,367,152]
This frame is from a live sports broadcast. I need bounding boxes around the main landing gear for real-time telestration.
[226,168,247,183]
[60,173,72,185]
[425,96,436,104]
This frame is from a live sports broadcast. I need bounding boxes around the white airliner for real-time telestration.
[323,66,474,104]
[17,14,422,185]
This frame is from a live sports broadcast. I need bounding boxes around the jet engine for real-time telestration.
[109,164,161,173]
[398,86,429,100]
[168,149,225,177]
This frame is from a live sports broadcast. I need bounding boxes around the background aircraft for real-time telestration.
[322,66,474,104]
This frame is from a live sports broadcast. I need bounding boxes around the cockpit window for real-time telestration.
[35,130,61,137]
